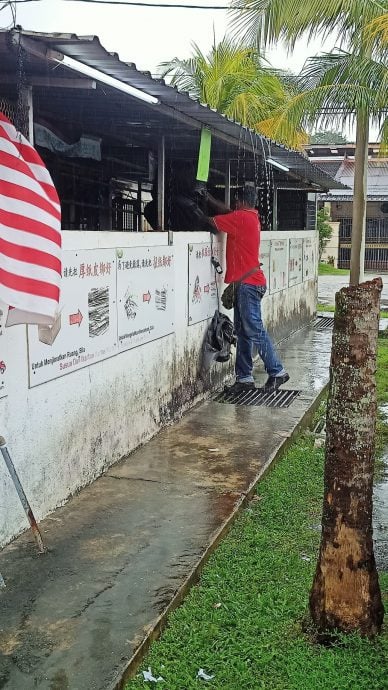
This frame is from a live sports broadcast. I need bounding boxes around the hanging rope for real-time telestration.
[210,232,222,312]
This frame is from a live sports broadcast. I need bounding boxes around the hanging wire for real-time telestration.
[248,127,261,220]
[235,125,244,204]
[242,127,247,201]
[0,1,17,27]
[166,127,174,236]
[266,138,274,231]
[1,0,267,9]
[14,33,29,138]
[5,0,388,12]
[210,228,223,312]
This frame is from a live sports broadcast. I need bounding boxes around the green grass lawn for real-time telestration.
[317,303,336,312]
[319,262,350,276]
[126,342,388,690]
[317,303,388,318]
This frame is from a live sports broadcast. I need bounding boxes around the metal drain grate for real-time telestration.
[214,387,300,408]
[314,316,334,330]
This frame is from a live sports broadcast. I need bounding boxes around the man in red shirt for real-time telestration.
[207,183,289,393]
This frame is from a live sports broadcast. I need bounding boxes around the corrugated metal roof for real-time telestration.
[310,160,343,178]
[325,159,388,198]
[1,29,348,192]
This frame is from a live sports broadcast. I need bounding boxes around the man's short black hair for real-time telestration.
[235,182,257,208]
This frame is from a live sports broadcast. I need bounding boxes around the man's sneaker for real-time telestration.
[224,381,255,394]
[263,373,290,392]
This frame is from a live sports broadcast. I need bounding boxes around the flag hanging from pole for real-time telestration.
[0,112,62,326]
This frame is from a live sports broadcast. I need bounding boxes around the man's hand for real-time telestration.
[207,217,219,235]
[199,216,218,234]
[206,192,231,215]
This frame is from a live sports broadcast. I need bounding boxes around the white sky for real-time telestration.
[1,0,380,140]
[1,0,330,72]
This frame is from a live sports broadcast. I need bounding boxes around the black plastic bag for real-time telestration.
[201,310,236,374]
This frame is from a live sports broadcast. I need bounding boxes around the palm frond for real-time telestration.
[366,12,388,46]
[362,12,388,63]
[257,47,388,147]
[296,50,388,119]
[379,118,388,154]
[231,0,388,51]
[157,34,305,148]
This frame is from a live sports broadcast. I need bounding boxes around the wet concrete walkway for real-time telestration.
[319,273,388,308]
[0,326,332,690]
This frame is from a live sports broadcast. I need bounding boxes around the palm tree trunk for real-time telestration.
[309,278,384,638]
[349,110,369,285]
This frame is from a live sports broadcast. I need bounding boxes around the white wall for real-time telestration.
[321,222,340,268]
[0,229,318,547]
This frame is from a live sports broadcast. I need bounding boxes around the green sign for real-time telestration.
[196,128,212,182]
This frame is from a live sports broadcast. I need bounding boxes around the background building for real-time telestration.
[308,143,388,271]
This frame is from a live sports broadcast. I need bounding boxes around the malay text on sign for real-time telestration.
[260,240,270,292]
[270,239,288,294]
[28,249,118,386]
[288,238,303,287]
[303,236,317,281]
[188,240,222,324]
[0,300,7,399]
[117,246,175,351]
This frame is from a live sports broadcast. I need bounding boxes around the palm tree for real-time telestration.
[160,36,307,149]
[232,0,385,53]
[232,0,387,638]
[262,47,388,264]
[365,11,388,56]
[232,0,388,284]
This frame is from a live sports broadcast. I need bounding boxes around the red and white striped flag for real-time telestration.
[0,112,61,326]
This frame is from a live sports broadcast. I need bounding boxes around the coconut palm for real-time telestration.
[264,48,388,157]
[232,0,386,52]
[365,11,388,55]
[232,0,388,639]
[232,0,388,284]
[160,37,307,149]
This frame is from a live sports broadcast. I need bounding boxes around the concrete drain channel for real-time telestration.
[214,388,301,408]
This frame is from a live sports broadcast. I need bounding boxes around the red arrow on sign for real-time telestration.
[143,291,151,303]
[69,309,83,326]
[204,284,210,293]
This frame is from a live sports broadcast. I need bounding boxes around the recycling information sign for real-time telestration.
[28,249,118,386]
[116,246,175,351]
[188,241,222,324]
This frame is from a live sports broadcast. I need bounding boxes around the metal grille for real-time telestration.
[314,316,334,330]
[112,197,137,231]
[0,97,17,123]
[339,247,388,271]
[306,198,317,231]
[339,218,388,271]
[278,190,306,231]
[0,97,28,138]
[338,246,350,268]
[214,387,300,408]
[340,217,388,242]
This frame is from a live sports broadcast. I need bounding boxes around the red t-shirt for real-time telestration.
[213,209,266,286]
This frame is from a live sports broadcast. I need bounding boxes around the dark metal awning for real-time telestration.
[0,29,348,193]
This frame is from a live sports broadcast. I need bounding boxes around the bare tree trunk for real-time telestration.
[349,110,369,286]
[310,278,384,638]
